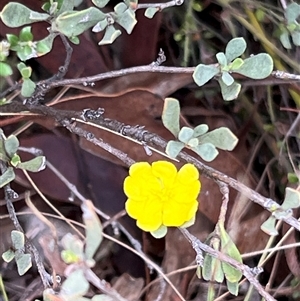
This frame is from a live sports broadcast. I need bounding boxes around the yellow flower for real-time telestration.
[124,161,201,235]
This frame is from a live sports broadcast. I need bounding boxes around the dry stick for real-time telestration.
[0,161,52,288]
[179,228,275,301]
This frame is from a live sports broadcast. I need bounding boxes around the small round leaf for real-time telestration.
[165,141,184,158]
[0,2,49,27]
[225,37,246,62]
[16,156,46,172]
[260,216,278,236]
[21,78,36,97]
[218,79,241,101]
[98,25,122,45]
[15,253,32,276]
[193,64,220,86]
[216,52,227,66]
[232,53,273,79]
[145,7,159,19]
[0,167,15,188]
[150,225,167,239]
[4,135,19,157]
[0,62,13,77]
[162,98,180,137]
[192,143,218,162]
[178,127,194,143]
[221,71,234,86]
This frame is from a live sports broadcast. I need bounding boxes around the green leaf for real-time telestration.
[260,216,278,236]
[221,71,234,86]
[225,37,246,62]
[92,0,110,8]
[216,52,227,66]
[165,141,184,158]
[187,138,199,148]
[193,64,219,86]
[81,200,103,260]
[202,254,224,282]
[226,280,239,296]
[4,135,19,157]
[199,127,238,151]
[145,7,159,19]
[0,2,49,27]
[98,25,122,45]
[11,230,25,249]
[36,34,56,56]
[6,34,19,47]
[285,3,300,24]
[52,7,106,37]
[56,0,75,15]
[287,172,299,183]
[230,58,244,70]
[219,225,243,283]
[61,269,89,298]
[16,156,46,172]
[232,53,273,79]
[192,143,218,162]
[162,98,181,137]
[150,225,167,238]
[193,124,209,137]
[15,253,32,276]
[19,26,33,42]
[92,19,108,33]
[114,4,137,34]
[17,44,37,61]
[281,187,300,211]
[61,233,84,261]
[0,167,15,188]
[0,62,13,77]
[21,78,36,97]
[291,31,300,46]
[10,154,21,167]
[218,79,241,101]
[178,127,194,143]
[2,249,15,262]
[20,66,32,79]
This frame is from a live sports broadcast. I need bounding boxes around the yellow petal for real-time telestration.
[177,164,200,184]
[152,161,177,188]
[171,180,201,202]
[129,162,152,177]
[125,199,145,219]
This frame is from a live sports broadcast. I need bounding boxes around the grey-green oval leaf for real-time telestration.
[115,5,137,34]
[281,187,300,211]
[53,7,106,37]
[285,2,300,24]
[226,280,239,296]
[145,7,159,19]
[0,167,15,188]
[98,25,122,45]
[150,225,167,239]
[4,135,19,157]
[192,143,218,162]
[81,200,103,260]
[11,230,25,249]
[225,37,246,62]
[2,249,15,263]
[162,98,181,137]
[165,141,184,158]
[178,127,194,143]
[193,64,219,86]
[92,0,110,8]
[218,79,241,101]
[21,78,36,97]
[61,270,89,298]
[193,124,209,137]
[232,53,273,79]
[221,72,234,86]
[260,216,278,236]
[15,253,32,276]
[16,156,46,172]
[199,127,238,151]
[0,2,49,27]
[216,52,227,66]
[219,225,243,283]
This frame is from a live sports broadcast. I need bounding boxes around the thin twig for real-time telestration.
[179,228,275,301]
